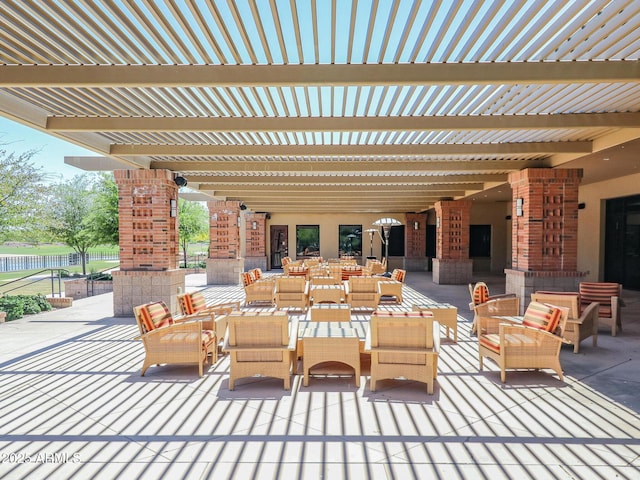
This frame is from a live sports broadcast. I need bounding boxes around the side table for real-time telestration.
[302,322,360,387]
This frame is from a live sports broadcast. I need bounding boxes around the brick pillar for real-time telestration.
[112,169,185,316]
[433,200,473,284]
[206,200,244,284]
[505,168,586,310]
[405,213,428,271]
[244,212,267,271]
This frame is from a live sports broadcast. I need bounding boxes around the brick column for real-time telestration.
[405,213,428,271]
[433,200,473,284]
[206,200,244,284]
[505,168,586,309]
[112,169,185,316]
[244,212,268,271]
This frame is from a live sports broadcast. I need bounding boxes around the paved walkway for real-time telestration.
[0,272,638,479]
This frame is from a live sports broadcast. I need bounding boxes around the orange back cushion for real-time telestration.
[139,302,173,332]
[522,301,562,333]
[473,282,489,305]
[184,292,207,314]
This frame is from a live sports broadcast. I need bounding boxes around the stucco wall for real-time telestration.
[266,212,408,264]
[578,171,640,281]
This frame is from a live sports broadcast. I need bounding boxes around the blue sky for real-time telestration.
[0,116,95,181]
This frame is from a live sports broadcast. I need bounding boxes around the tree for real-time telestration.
[178,199,208,267]
[48,174,99,275]
[0,148,49,242]
[88,173,119,246]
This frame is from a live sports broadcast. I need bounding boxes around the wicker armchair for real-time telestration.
[275,276,309,311]
[223,311,299,390]
[365,311,440,394]
[241,270,276,306]
[176,291,241,348]
[344,276,380,309]
[472,296,521,335]
[477,301,568,383]
[579,282,623,336]
[531,292,599,353]
[133,301,216,377]
[469,282,516,307]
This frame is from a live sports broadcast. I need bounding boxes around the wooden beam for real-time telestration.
[115,141,591,157]
[2,61,638,87]
[149,159,545,173]
[47,113,640,132]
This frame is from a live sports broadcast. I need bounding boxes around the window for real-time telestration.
[339,225,362,257]
[296,225,320,257]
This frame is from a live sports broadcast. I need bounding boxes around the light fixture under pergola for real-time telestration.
[372,217,402,274]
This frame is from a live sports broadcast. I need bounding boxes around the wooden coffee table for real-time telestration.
[302,321,361,387]
[413,302,459,342]
[310,284,344,304]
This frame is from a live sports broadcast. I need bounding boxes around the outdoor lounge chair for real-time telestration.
[176,291,241,349]
[241,270,276,306]
[531,292,599,353]
[275,276,309,311]
[223,311,299,390]
[579,282,623,336]
[133,301,217,377]
[469,282,518,334]
[344,276,380,309]
[477,301,568,383]
[472,296,521,335]
[366,310,440,394]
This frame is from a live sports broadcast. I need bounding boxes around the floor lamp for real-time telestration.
[372,217,402,275]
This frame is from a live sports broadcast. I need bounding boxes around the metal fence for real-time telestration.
[0,251,119,273]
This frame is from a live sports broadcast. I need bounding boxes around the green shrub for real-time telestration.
[0,297,24,321]
[0,294,52,321]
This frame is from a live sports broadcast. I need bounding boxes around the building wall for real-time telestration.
[265,212,406,264]
[578,171,640,281]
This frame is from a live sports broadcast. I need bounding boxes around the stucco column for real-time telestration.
[206,200,244,284]
[112,169,185,316]
[433,200,473,284]
[505,168,586,310]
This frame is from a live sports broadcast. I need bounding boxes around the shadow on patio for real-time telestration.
[0,272,638,479]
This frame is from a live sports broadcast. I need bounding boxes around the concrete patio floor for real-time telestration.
[0,272,638,479]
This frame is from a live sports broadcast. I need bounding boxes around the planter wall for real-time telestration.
[64,279,114,299]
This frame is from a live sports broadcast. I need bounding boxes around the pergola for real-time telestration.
[0,1,639,214]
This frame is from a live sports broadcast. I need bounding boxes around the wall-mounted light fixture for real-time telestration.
[578,202,586,210]
[252,221,257,230]
[516,198,524,217]
[170,198,177,217]
[414,221,420,230]
[436,217,440,227]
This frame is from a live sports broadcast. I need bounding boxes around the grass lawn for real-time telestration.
[0,258,119,297]
[0,243,119,256]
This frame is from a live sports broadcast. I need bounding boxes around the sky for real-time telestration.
[0,116,97,182]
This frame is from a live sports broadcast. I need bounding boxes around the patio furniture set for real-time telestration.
[132,270,623,393]
[470,280,624,382]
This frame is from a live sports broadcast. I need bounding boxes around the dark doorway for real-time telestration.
[270,225,288,269]
[382,225,406,258]
[605,194,640,289]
